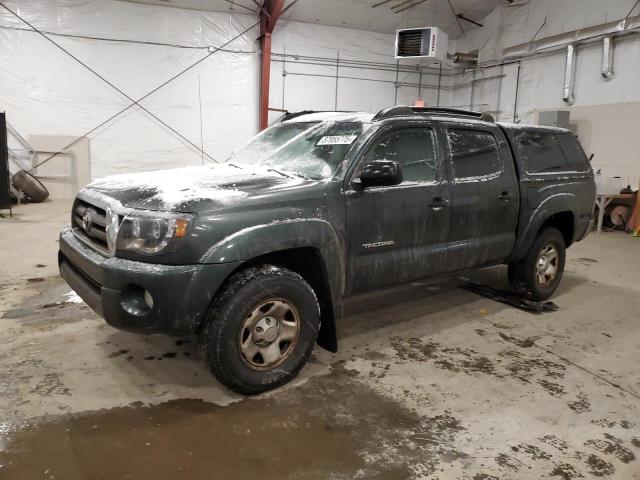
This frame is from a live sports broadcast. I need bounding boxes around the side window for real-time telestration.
[362,128,437,183]
[557,133,590,172]
[513,131,570,173]
[447,128,502,180]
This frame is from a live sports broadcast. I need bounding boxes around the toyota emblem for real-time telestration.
[82,209,94,233]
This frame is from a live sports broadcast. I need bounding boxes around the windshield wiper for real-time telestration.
[267,167,296,179]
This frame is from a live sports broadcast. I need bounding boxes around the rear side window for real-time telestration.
[363,127,437,183]
[557,133,590,172]
[512,130,585,173]
[447,128,502,180]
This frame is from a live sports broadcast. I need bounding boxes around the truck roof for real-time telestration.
[496,122,572,134]
[282,111,374,123]
[283,108,571,134]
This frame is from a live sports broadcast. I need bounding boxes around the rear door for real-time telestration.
[438,123,519,271]
[345,122,450,293]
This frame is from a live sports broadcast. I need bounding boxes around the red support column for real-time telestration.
[259,32,272,131]
[259,0,285,131]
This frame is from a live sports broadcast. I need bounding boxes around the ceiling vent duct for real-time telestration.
[562,44,576,105]
[395,27,448,63]
[601,36,614,79]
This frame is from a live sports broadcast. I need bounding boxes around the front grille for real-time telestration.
[72,197,109,253]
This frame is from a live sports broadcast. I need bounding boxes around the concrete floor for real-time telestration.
[1,199,639,479]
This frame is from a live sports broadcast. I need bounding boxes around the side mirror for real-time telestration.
[352,160,403,189]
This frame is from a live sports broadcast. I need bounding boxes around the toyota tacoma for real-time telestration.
[59,107,596,394]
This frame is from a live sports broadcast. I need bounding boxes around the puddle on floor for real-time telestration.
[0,365,466,480]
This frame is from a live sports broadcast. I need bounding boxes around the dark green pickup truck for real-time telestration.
[59,107,595,394]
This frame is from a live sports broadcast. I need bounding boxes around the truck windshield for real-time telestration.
[228,121,319,165]
[230,121,370,180]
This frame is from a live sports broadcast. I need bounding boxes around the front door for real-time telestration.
[345,123,450,293]
[439,124,519,272]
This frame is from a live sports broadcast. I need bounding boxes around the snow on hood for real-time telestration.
[88,163,279,208]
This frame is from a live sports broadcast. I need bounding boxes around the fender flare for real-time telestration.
[200,218,344,352]
[510,192,576,262]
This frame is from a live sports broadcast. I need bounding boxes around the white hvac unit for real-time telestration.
[395,27,448,63]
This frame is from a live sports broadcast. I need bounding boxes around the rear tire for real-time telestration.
[508,227,566,301]
[11,170,49,203]
[199,265,320,395]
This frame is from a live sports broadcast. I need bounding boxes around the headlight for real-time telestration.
[106,205,120,257]
[116,210,195,255]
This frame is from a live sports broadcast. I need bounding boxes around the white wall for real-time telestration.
[0,0,436,182]
[6,0,636,186]
[0,0,260,180]
[268,20,429,115]
[448,0,640,119]
[552,102,640,188]
[448,0,640,185]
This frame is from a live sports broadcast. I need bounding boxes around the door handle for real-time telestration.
[429,197,449,210]
[497,191,513,202]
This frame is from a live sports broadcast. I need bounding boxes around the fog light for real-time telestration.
[144,290,154,309]
[120,285,153,316]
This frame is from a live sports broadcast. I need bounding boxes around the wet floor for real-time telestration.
[2,232,640,479]
[0,364,466,480]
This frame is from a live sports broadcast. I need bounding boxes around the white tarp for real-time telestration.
[0,0,260,179]
[0,0,436,180]
[7,0,637,185]
[448,0,640,185]
[450,0,640,122]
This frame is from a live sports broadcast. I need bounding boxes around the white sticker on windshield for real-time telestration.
[317,135,357,145]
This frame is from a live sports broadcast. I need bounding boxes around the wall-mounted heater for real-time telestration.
[395,27,448,63]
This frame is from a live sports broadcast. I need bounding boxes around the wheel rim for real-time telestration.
[239,298,301,371]
[535,244,559,288]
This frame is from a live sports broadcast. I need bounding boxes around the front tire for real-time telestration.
[508,227,566,301]
[199,265,320,395]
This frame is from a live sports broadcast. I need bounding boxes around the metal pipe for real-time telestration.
[281,45,286,109]
[436,63,442,106]
[281,70,503,90]
[470,69,475,110]
[562,44,576,105]
[513,62,521,122]
[334,51,339,110]
[495,63,503,122]
[601,36,614,79]
[271,52,461,76]
[450,52,478,65]
[504,14,640,59]
[394,60,399,105]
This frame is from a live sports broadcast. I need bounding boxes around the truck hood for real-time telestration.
[87,164,315,212]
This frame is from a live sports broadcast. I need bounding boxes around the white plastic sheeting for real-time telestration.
[0,0,442,180]
[269,20,430,115]
[0,0,260,179]
[5,0,637,184]
[450,0,640,121]
[448,0,640,185]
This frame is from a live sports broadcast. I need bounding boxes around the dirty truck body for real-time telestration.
[59,107,595,394]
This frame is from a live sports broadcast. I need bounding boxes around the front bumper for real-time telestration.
[58,228,240,335]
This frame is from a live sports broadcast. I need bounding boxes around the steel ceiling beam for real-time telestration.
[394,0,428,14]
[456,14,482,28]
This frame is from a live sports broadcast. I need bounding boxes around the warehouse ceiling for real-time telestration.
[119,0,502,36]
